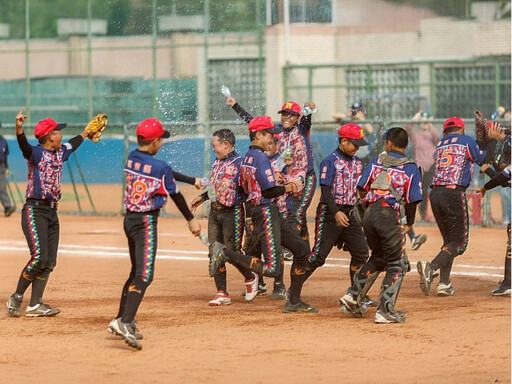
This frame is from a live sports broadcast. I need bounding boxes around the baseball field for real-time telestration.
[1,198,510,383]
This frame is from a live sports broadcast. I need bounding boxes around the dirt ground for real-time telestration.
[1,213,510,384]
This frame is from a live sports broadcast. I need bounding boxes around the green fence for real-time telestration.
[283,56,511,120]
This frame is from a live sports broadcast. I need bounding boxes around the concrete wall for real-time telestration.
[0,14,509,121]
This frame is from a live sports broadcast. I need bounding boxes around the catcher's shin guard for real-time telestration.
[377,261,405,313]
[348,269,380,304]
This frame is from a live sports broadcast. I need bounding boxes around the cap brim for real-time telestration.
[278,109,300,116]
[55,123,67,130]
[349,138,369,146]
[266,126,284,134]
[162,130,171,139]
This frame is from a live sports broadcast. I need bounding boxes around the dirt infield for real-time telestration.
[1,214,510,384]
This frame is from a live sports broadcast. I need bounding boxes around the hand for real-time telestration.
[5,168,10,175]
[488,122,506,141]
[285,182,298,194]
[475,186,487,197]
[274,171,283,184]
[187,218,201,236]
[479,163,490,173]
[304,101,316,110]
[194,178,206,190]
[225,95,237,107]
[335,211,350,227]
[15,107,26,130]
[190,196,203,212]
[413,111,422,120]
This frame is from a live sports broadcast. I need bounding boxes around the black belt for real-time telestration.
[210,201,236,213]
[26,198,58,209]
[432,185,466,192]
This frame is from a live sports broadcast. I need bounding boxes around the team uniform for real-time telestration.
[342,149,423,323]
[209,116,317,313]
[306,148,369,283]
[418,128,486,296]
[108,118,199,350]
[7,127,85,317]
[204,150,254,305]
[231,102,316,240]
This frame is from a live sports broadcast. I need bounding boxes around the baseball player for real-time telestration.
[108,118,201,350]
[304,124,371,298]
[477,123,510,296]
[417,117,486,297]
[209,116,318,313]
[226,96,316,241]
[6,108,91,318]
[341,127,423,324]
[190,129,257,305]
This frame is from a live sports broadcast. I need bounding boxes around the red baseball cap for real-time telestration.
[248,116,283,134]
[136,118,170,140]
[278,101,301,116]
[443,116,465,131]
[34,117,66,139]
[338,123,368,146]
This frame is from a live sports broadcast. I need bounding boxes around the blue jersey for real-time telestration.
[123,149,178,212]
[319,148,364,206]
[209,151,243,207]
[25,142,77,201]
[240,146,277,207]
[432,133,486,187]
[358,151,423,210]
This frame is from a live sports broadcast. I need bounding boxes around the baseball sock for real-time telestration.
[214,270,227,293]
[29,275,48,306]
[15,270,33,296]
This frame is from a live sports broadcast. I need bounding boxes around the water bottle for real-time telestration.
[302,103,318,116]
[274,150,291,171]
[221,85,231,98]
[198,232,210,247]
[274,155,286,171]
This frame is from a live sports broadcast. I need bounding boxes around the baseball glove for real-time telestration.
[474,110,489,149]
[85,114,108,143]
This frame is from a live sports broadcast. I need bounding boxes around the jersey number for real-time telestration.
[440,148,455,168]
[130,181,148,205]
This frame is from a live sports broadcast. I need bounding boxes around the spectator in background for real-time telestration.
[0,121,15,217]
[405,110,440,222]
[333,101,376,165]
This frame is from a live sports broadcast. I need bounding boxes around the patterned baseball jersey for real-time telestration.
[319,148,364,206]
[358,151,423,210]
[209,151,243,207]
[269,152,287,213]
[240,146,277,207]
[25,142,77,201]
[432,133,486,187]
[123,149,178,212]
[278,127,308,173]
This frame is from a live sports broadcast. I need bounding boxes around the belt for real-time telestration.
[210,201,236,213]
[432,185,466,191]
[369,200,392,208]
[26,198,58,209]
